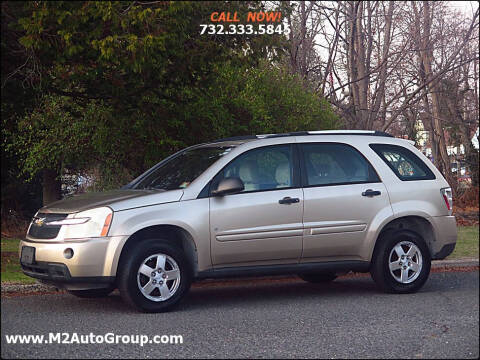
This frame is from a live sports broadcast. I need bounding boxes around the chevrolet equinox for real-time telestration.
[20,130,457,312]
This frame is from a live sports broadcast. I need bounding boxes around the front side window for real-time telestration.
[369,144,435,181]
[301,143,380,186]
[213,145,294,193]
[134,146,234,190]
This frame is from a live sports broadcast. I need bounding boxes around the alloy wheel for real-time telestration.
[388,241,423,284]
[137,253,181,301]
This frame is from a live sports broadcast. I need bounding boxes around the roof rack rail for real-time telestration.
[210,130,393,143]
[264,131,309,138]
[373,131,393,137]
[266,130,393,138]
[210,135,258,143]
[305,130,393,137]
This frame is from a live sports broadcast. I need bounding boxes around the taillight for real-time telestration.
[440,187,453,212]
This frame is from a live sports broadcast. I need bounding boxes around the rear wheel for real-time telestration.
[118,239,192,312]
[68,287,115,298]
[298,273,337,283]
[370,230,431,293]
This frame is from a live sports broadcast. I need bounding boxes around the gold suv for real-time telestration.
[20,131,457,312]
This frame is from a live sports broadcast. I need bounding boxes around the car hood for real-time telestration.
[38,189,184,214]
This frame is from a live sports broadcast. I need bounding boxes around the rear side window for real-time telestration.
[301,143,380,186]
[369,144,435,181]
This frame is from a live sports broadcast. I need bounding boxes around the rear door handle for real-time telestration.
[362,189,381,197]
[279,197,300,204]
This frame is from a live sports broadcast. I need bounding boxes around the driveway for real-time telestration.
[1,271,478,359]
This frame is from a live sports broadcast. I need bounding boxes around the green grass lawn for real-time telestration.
[449,226,479,259]
[1,262,36,283]
[1,237,36,284]
[1,226,478,284]
[1,237,21,252]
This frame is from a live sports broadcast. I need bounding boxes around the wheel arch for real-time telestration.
[115,225,198,278]
[370,216,436,262]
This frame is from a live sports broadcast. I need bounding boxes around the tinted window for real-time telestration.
[213,145,293,193]
[370,144,435,181]
[134,146,234,190]
[301,143,380,186]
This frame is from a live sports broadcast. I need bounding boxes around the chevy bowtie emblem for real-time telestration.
[33,217,46,226]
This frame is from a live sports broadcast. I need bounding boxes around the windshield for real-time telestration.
[133,146,234,191]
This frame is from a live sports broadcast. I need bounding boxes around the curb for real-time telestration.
[1,258,478,295]
[431,258,479,269]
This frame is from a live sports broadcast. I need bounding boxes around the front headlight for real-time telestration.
[55,207,113,239]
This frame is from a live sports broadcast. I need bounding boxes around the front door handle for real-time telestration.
[279,197,300,205]
[362,189,381,197]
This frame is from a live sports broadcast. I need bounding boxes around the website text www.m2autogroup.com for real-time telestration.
[4,333,183,346]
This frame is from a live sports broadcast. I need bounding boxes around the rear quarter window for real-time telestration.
[369,144,435,181]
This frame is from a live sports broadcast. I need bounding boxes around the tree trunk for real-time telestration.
[472,51,480,186]
[416,1,454,189]
[354,1,369,129]
[344,1,372,129]
[459,72,478,187]
[299,1,308,78]
[367,1,394,129]
[42,169,62,206]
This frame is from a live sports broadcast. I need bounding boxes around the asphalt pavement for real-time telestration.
[1,271,478,359]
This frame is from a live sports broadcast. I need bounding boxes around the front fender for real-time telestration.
[109,198,211,272]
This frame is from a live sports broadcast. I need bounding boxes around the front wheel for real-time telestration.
[118,239,192,312]
[370,230,431,293]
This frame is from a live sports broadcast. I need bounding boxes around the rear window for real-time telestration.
[369,144,435,181]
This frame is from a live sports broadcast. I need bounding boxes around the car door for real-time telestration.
[299,142,391,262]
[209,144,304,267]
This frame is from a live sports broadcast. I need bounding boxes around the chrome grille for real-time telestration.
[28,213,68,239]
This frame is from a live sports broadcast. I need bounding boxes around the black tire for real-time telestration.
[68,287,115,298]
[117,239,192,313]
[298,273,337,283]
[370,229,431,294]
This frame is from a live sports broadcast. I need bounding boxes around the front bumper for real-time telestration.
[19,235,129,288]
[21,261,115,290]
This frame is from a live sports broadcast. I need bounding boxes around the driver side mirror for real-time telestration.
[211,177,245,197]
